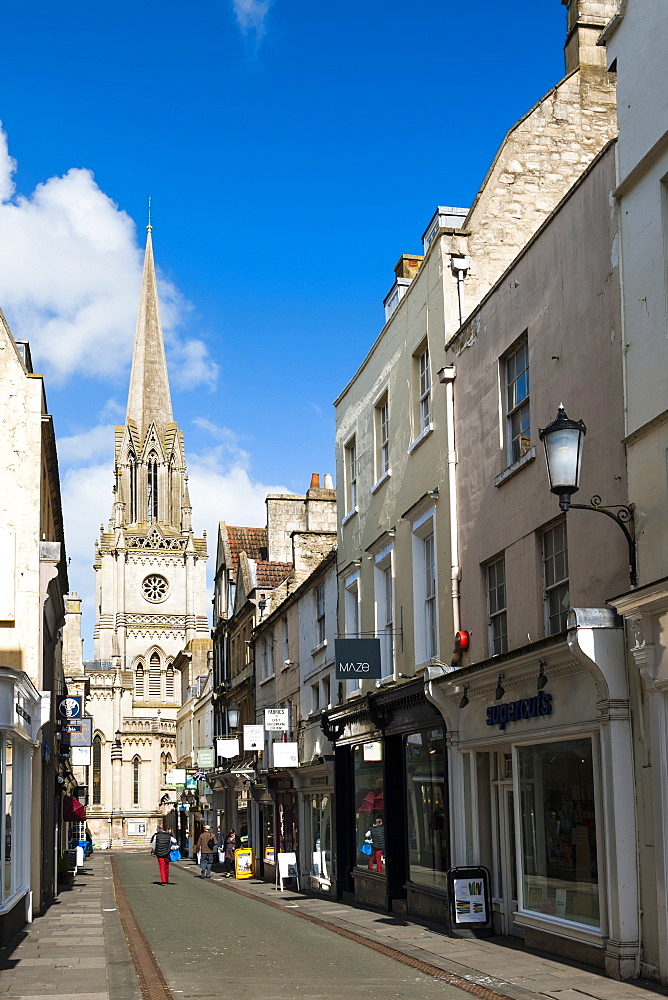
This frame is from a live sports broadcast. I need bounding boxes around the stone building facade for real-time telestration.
[78,229,208,848]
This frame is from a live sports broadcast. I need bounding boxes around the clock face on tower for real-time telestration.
[142,574,169,603]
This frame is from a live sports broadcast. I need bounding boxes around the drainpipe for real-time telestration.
[450,255,471,328]
[438,366,460,654]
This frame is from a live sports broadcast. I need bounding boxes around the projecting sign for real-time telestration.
[264,709,289,732]
[273,742,298,768]
[197,748,215,768]
[216,737,240,758]
[166,769,187,785]
[71,746,91,766]
[57,696,82,720]
[69,718,93,747]
[334,638,381,680]
[244,724,264,750]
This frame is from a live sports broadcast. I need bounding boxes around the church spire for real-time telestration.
[125,227,173,438]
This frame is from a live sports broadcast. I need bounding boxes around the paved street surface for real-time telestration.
[2,851,668,1000]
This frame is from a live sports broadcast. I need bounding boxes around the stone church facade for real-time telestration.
[73,228,208,848]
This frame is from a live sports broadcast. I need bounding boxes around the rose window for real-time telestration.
[142,574,169,602]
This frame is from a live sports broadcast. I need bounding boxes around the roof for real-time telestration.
[226,526,267,576]
[255,561,293,590]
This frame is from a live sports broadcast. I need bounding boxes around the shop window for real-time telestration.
[310,793,332,881]
[405,728,448,890]
[3,736,13,899]
[264,802,275,864]
[92,735,102,806]
[518,738,599,927]
[543,520,569,635]
[353,742,384,874]
[486,556,508,655]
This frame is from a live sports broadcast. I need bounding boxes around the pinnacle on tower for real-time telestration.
[125,228,174,439]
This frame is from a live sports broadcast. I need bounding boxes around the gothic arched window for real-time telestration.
[147,451,159,523]
[134,664,144,700]
[92,735,102,805]
[133,757,140,806]
[148,652,161,700]
[128,451,138,523]
[166,663,174,700]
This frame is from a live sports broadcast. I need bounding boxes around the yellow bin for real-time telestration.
[234,847,254,879]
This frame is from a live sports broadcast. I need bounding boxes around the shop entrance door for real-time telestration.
[496,773,523,938]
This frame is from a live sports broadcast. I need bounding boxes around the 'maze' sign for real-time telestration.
[335,638,382,680]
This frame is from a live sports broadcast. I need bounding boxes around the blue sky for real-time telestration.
[0,1,566,650]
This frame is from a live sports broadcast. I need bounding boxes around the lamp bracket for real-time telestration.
[562,495,637,587]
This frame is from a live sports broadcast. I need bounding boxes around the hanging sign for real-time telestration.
[197,748,215,768]
[334,639,382,680]
[71,746,91,766]
[69,718,93,747]
[166,769,187,785]
[264,709,289,732]
[216,737,240,758]
[244,724,264,750]
[57,696,82,720]
[273,742,298,767]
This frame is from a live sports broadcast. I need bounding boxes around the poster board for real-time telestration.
[234,848,254,879]
[447,866,492,933]
[276,851,300,891]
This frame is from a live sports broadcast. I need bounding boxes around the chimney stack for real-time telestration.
[310,473,320,489]
[324,474,334,489]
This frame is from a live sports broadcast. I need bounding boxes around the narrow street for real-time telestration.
[113,853,473,1000]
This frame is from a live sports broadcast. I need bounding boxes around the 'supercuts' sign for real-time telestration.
[334,638,382,680]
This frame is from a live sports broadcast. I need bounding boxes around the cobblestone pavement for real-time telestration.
[2,852,668,1000]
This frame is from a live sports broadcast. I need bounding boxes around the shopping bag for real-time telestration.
[359,842,373,856]
[169,847,181,862]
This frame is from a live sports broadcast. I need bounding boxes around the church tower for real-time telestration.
[87,226,209,847]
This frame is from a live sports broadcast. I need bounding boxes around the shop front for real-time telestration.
[425,609,639,979]
[325,679,449,923]
[293,761,334,895]
[0,667,44,946]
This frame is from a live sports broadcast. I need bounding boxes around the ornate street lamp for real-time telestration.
[539,405,637,587]
[226,707,240,732]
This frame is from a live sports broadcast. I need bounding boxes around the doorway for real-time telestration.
[493,751,523,938]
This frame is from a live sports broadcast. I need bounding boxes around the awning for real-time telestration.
[63,795,86,821]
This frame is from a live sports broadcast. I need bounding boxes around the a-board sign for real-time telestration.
[234,848,254,878]
[334,638,382,680]
[447,866,492,931]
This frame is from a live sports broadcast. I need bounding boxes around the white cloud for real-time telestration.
[57,425,114,465]
[232,0,272,43]
[0,122,218,391]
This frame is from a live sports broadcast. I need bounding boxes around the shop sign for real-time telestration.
[70,718,92,747]
[334,638,381,680]
[216,737,240,758]
[57,695,82,720]
[166,768,187,785]
[71,746,91,766]
[273,742,298,767]
[265,708,289,731]
[486,691,552,731]
[197,748,214,768]
[363,741,382,761]
[243,724,264,750]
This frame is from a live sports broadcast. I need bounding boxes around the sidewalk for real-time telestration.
[0,852,140,1000]
[175,857,668,1000]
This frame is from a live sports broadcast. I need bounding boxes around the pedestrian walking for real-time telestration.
[150,824,178,885]
[222,827,241,877]
[195,825,217,879]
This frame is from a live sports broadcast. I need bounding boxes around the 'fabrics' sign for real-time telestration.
[486,692,552,731]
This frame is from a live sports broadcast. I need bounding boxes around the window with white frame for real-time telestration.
[344,572,361,694]
[412,509,438,664]
[259,636,268,680]
[316,583,326,646]
[267,630,275,676]
[322,675,330,709]
[345,437,358,513]
[418,344,431,433]
[374,543,394,679]
[281,617,289,668]
[505,335,530,465]
[312,682,320,713]
[375,394,390,480]
[543,520,569,635]
[486,555,508,655]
